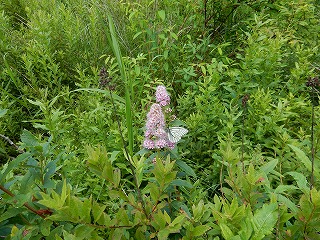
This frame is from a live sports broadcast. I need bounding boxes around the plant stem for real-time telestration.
[0,184,46,219]
[108,88,148,219]
[241,111,245,173]
[0,134,24,153]
[310,90,315,190]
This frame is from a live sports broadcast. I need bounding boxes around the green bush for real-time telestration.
[0,0,319,239]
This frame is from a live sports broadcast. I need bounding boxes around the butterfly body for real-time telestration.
[167,127,188,143]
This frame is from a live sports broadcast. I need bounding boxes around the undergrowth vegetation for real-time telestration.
[0,0,319,239]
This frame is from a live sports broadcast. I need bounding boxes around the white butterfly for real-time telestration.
[167,127,188,143]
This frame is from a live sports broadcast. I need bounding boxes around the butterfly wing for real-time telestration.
[167,127,188,143]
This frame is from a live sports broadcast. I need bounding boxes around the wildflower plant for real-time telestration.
[143,85,182,150]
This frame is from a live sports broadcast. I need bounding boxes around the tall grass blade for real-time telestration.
[107,15,134,156]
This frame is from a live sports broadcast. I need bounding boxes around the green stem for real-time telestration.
[310,88,315,191]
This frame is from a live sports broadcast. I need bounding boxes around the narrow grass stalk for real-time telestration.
[241,94,249,173]
[106,15,148,218]
[310,91,315,190]
[107,15,134,156]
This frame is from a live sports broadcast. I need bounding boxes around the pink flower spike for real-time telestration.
[167,141,176,150]
[155,85,170,106]
[143,139,155,149]
[155,139,167,149]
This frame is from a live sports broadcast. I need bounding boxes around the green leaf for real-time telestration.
[92,201,107,223]
[274,185,298,194]
[252,203,277,239]
[71,88,125,104]
[0,108,8,118]
[40,220,53,236]
[158,10,166,21]
[0,208,25,222]
[289,144,320,179]
[80,197,92,223]
[287,171,309,195]
[21,130,39,147]
[193,225,211,237]
[0,152,31,183]
[133,31,143,40]
[170,179,193,188]
[74,225,95,239]
[260,158,278,175]
[176,160,196,177]
[220,223,234,239]
[158,229,170,240]
[277,194,298,213]
[171,215,185,226]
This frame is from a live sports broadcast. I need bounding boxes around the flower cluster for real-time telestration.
[143,85,175,150]
[155,85,170,106]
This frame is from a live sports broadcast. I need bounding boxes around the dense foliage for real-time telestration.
[0,0,319,239]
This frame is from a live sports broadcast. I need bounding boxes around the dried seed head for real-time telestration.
[306,76,320,88]
[242,94,250,108]
[99,67,116,90]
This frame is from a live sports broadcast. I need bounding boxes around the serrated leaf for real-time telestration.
[289,144,320,179]
[80,197,92,223]
[260,158,278,174]
[74,225,94,239]
[92,201,107,223]
[252,203,277,238]
[287,171,309,195]
[21,130,39,147]
[274,185,298,194]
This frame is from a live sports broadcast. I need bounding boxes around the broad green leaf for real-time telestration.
[274,185,298,194]
[0,152,31,183]
[252,203,277,239]
[40,220,53,236]
[176,160,196,177]
[192,225,211,237]
[63,230,77,240]
[276,194,299,213]
[80,197,92,223]
[158,229,170,240]
[289,144,320,179]
[92,201,107,223]
[171,215,185,226]
[287,171,309,195]
[21,130,39,147]
[220,223,234,239]
[158,10,166,21]
[0,108,8,118]
[74,225,95,240]
[260,158,278,174]
[0,208,25,222]
[170,179,193,188]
